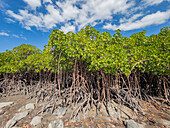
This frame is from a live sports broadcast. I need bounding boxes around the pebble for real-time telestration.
[53,107,67,116]
[48,120,64,128]
[17,106,25,112]
[158,119,170,127]
[5,111,28,128]
[124,119,139,128]
[5,119,17,128]
[0,102,13,109]
[12,111,28,121]
[25,103,35,110]
[30,116,42,126]
[0,109,4,115]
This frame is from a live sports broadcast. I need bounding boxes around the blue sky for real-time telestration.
[0,0,170,52]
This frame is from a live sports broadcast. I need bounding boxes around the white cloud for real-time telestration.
[75,0,134,30]
[0,31,27,40]
[12,34,19,38]
[5,18,16,23]
[141,0,170,6]
[6,0,170,32]
[23,0,41,10]
[24,26,32,30]
[56,0,79,21]
[43,0,52,4]
[128,0,170,15]
[11,34,27,40]
[20,34,27,40]
[103,10,170,31]
[7,10,44,30]
[119,13,143,23]
[6,0,134,31]
[0,32,9,36]
[0,0,8,12]
[0,32,27,40]
[19,10,44,28]
[60,23,76,33]
[7,10,23,21]
[142,0,163,6]
[42,4,64,29]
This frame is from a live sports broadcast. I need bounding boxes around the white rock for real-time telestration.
[30,116,42,126]
[124,120,139,128]
[5,111,28,128]
[25,103,35,110]
[0,109,4,115]
[107,104,119,120]
[12,111,28,121]
[55,107,67,116]
[0,102,13,109]
[48,120,64,128]
[107,102,134,119]
[17,106,25,112]
[5,119,17,128]
[158,119,170,126]
[138,123,145,128]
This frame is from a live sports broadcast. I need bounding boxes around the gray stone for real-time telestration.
[107,103,119,120]
[17,106,25,112]
[138,123,145,128]
[158,119,170,127]
[30,116,42,126]
[5,111,28,128]
[124,120,139,128]
[108,106,119,120]
[0,102,13,109]
[25,103,35,110]
[48,120,64,128]
[0,109,4,115]
[55,107,67,116]
[5,119,17,128]
[12,111,28,121]
[107,102,134,119]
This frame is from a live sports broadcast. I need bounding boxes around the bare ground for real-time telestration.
[0,94,169,128]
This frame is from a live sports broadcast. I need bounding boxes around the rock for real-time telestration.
[5,111,28,128]
[5,119,17,128]
[107,102,134,119]
[108,106,119,120]
[121,106,134,119]
[12,111,28,121]
[0,109,4,115]
[0,102,13,109]
[17,106,25,112]
[138,123,145,128]
[25,103,35,110]
[107,103,119,120]
[158,119,170,127]
[48,120,64,128]
[30,116,42,126]
[54,107,67,116]
[124,120,139,128]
